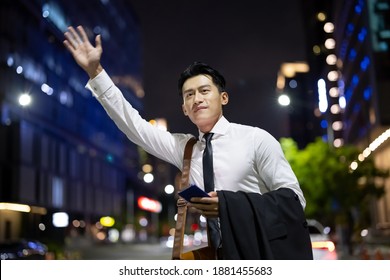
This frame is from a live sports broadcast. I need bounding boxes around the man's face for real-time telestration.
[181,74,228,132]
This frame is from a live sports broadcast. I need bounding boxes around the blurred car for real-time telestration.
[307,219,338,260]
[0,239,48,260]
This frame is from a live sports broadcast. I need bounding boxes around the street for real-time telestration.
[66,241,172,260]
[62,240,390,260]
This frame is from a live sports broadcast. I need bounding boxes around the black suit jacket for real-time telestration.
[217,188,313,260]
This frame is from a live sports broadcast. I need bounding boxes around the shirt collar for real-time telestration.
[198,116,230,140]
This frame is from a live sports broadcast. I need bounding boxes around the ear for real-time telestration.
[182,104,188,116]
[221,92,229,105]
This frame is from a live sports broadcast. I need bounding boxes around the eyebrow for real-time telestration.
[183,84,212,95]
[183,88,194,95]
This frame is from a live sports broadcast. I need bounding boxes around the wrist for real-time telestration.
[87,64,103,79]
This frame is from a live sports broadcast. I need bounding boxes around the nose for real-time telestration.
[193,91,203,104]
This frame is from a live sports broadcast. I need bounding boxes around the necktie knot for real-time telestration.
[204,132,213,143]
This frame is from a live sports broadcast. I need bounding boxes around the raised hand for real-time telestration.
[63,26,103,78]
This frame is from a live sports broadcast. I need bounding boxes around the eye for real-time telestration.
[184,92,194,99]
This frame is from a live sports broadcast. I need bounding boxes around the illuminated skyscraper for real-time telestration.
[0,0,146,243]
[302,0,390,231]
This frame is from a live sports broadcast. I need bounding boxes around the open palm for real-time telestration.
[64,26,103,78]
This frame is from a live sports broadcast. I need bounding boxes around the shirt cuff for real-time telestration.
[85,69,114,98]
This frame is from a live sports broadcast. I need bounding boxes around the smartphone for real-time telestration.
[178,184,210,201]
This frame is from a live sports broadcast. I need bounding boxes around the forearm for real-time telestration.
[86,70,187,167]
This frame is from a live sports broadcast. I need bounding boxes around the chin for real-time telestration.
[193,119,214,131]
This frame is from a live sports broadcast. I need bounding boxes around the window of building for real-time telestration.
[52,176,64,208]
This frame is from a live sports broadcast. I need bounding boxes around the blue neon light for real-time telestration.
[349,48,357,61]
[363,87,372,100]
[360,56,370,71]
[358,28,367,42]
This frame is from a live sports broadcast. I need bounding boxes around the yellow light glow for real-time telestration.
[276,72,285,90]
[350,161,358,171]
[313,45,321,55]
[30,205,47,215]
[311,241,335,252]
[280,62,309,78]
[100,216,115,227]
[142,164,153,173]
[0,202,31,212]
[351,129,390,172]
[317,12,327,22]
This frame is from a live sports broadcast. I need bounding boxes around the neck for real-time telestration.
[198,115,223,133]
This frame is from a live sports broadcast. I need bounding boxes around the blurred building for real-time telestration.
[276,62,323,148]
[301,0,390,232]
[0,0,159,244]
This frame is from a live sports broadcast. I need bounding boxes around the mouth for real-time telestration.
[194,106,207,113]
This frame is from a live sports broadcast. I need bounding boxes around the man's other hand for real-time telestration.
[188,191,219,218]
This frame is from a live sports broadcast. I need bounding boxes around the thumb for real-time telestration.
[208,191,218,197]
[95,34,103,53]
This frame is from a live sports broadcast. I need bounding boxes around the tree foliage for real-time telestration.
[280,137,389,228]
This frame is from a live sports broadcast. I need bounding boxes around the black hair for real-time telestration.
[177,62,226,95]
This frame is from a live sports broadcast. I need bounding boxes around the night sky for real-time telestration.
[130,0,307,139]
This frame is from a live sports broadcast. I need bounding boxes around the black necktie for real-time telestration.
[202,133,221,250]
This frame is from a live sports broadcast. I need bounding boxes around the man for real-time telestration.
[64,26,312,259]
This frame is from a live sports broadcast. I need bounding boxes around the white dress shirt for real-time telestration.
[86,70,306,208]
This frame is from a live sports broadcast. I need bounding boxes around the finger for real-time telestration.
[191,197,213,203]
[203,207,218,212]
[95,34,102,52]
[68,26,82,46]
[77,25,89,43]
[187,202,206,208]
[202,211,219,218]
[193,197,216,204]
[64,32,75,48]
[63,40,76,54]
[64,31,79,49]
[189,202,216,211]
[202,212,218,218]
[68,26,80,41]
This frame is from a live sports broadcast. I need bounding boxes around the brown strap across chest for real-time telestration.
[172,137,197,260]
